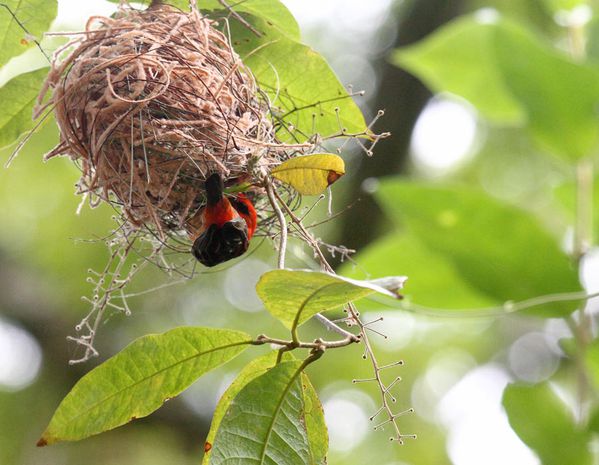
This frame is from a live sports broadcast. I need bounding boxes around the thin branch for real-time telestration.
[270,183,412,443]
[216,0,262,37]
[368,290,599,318]
[313,313,359,341]
[264,177,287,268]
[254,334,355,350]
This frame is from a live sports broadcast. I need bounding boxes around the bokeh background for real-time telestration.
[1,0,597,464]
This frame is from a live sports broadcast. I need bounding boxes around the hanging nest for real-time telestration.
[36,3,292,243]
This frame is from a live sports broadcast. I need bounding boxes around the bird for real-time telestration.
[191,173,257,267]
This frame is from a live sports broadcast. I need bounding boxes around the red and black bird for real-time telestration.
[191,173,257,267]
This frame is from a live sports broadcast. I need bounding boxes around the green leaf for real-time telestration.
[301,372,327,463]
[256,269,404,329]
[376,180,581,317]
[0,68,48,149]
[203,352,327,464]
[39,327,251,445]
[503,383,591,465]
[585,339,599,391]
[588,407,599,434]
[394,15,599,160]
[203,352,279,464]
[541,0,589,12]
[392,16,524,123]
[230,16,368,142]
[493,20,599,160]
[0,0,57,67]
[210,360,312,465]
[554,178,599,245]
[200,0,300,41]
[271,153,345,195]
[341,233,496,310]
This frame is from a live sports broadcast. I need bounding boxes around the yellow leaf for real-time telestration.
[271,154,345,195]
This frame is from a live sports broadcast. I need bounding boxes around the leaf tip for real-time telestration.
[326,170,344,186]
[36,437,48,447]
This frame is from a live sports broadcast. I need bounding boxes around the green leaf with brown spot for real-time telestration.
[0,1,57,67]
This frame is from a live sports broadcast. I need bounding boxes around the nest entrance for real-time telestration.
[39,4,281,239]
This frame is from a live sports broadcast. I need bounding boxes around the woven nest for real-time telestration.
[37,4,288,242]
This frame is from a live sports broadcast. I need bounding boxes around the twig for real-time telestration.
[266,179,360,343]
[216,0,262,37]
[264,177,287,268]
[254,334,355,350]
[368,290,599,318]
[270,184,412,442]
[313,313,359,341]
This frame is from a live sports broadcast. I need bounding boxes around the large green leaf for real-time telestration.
[392,16,524,123]
[210,360,312,465]
[341,233,496,310]
[0,68,48,149]
[230,16,368,142]
[0,0,57,67]
[256,269,404,329]
[394,15,599,160]
[203,352,327,464]
[375,180,581,317]
[503,383,591,465]
[39,327,252,445]
[493,20,599,160]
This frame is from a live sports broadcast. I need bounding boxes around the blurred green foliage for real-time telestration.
[2,0,599,465]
